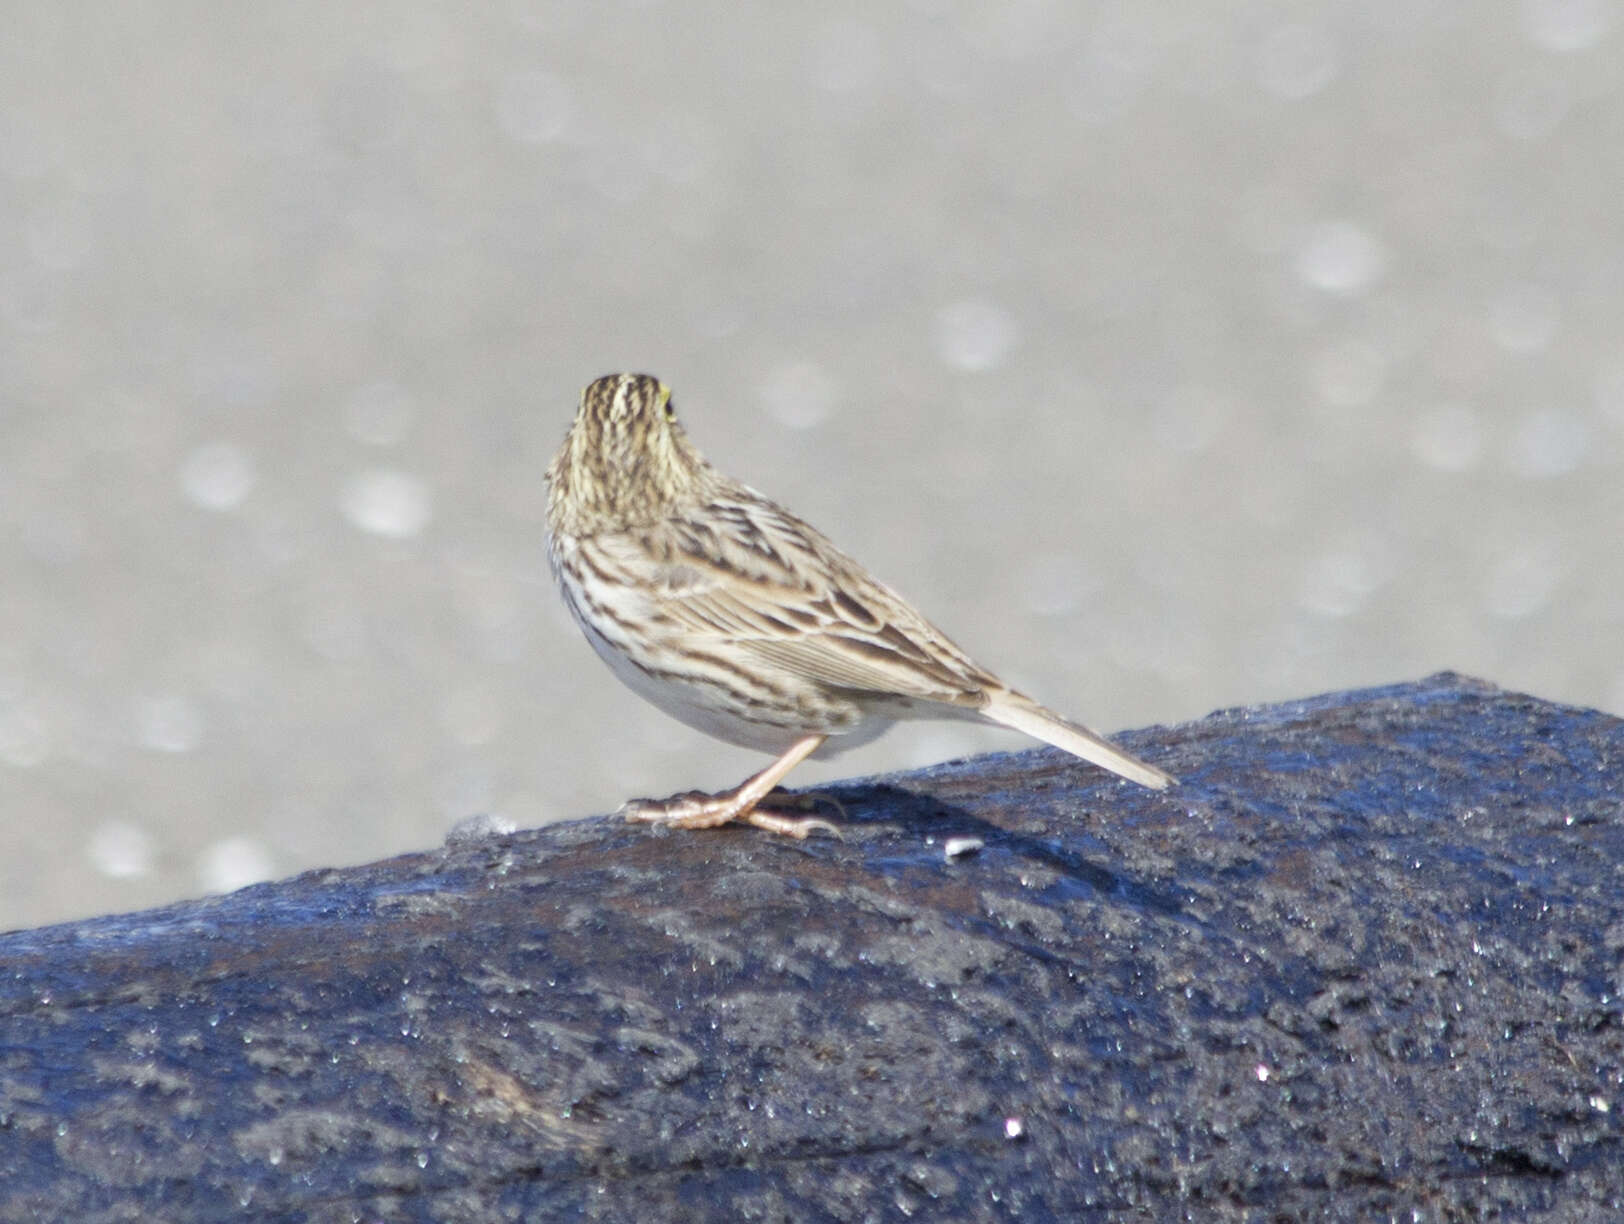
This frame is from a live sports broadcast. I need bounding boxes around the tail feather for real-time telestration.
[982,692,1174,790]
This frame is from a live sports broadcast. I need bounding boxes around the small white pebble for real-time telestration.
[944,836,984,860]
[1255,1063,1272,1082]
[1003,1116,1025,1140]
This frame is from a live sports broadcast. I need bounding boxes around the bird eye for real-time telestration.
[658,386,676,421]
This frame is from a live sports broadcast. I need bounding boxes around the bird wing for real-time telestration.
[598,490,995,707]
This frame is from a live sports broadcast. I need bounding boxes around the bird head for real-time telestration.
[546,372,711,534]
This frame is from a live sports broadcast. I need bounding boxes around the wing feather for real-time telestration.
[595,492,994,706]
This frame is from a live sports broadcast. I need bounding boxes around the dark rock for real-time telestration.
[2,673,1621,1221]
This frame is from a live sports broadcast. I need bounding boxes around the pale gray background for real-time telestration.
[2,1,1620,930]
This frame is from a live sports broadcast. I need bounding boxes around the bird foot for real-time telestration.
[622,788,841,839]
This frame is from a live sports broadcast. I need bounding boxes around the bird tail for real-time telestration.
[982,692,1175,790]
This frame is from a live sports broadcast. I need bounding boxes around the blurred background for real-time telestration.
[2,2,1620,930]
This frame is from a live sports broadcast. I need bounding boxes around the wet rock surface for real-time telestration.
[2,673,1621,1221]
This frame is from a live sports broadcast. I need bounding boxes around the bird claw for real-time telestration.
[743,810,842,840]
[622,790,843,839]
[750,789,845,839]
[622,792,735,829]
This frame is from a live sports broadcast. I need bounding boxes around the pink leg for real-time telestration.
[622,734,837,838]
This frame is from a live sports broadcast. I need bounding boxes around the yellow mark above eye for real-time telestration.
[657,384,675,419]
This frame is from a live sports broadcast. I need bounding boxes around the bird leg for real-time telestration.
[622,734,837,838]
